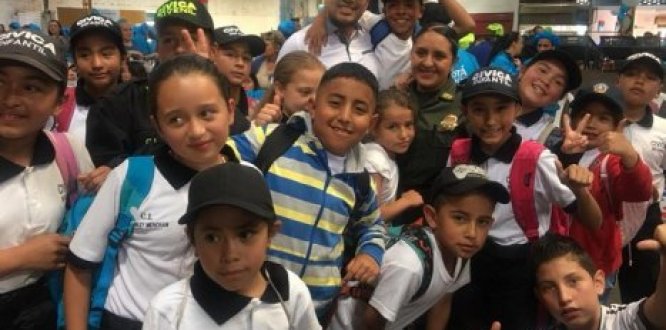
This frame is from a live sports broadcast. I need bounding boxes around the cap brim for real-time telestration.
[178,197,275,225]
[444,178,511,204]
[570,93,623,117]
[528,50,582,91]
[621,58,664,80]
[219,35,265,57]
[0,55,64,82]
[70,27,124,53]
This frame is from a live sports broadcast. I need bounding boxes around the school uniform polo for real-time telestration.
[143,261,321,330]
[277,18,380,79]
[458,129,577,245]
[68,145,238,321]
[0,132,93,293]
[514,108,557,142]
[67,82,97,144]
[624,108,666,197]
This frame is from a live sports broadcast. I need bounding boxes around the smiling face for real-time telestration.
[192,205,278,296]
[153,72,234,171]
[519,59,567,110]
[312,77,376,156]
[463,94,520,154]
[536,255,605,330]
[617,66,662,109]
[383,0,422,40]
[73,34,123,95]
[424,192,495,264]
[326,0,369,28]
[571,101,619,149]
[411,30,455,92]
[0,65,61,141]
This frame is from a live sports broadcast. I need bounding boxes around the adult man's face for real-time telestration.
[326,0,369,27]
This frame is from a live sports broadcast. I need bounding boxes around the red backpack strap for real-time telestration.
[449,138,472,165]
[509,141,544,242]
[54,87,76,132]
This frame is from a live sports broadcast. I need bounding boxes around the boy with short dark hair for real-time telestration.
[533,228,666,330]
[330,164,509,330]
[558,83,653,301]
[615,52,666,304]
[229,62,386,320]
[447,67,602,329]
[143,162,320,329]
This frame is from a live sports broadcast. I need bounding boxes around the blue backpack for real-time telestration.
[48,156,155,330]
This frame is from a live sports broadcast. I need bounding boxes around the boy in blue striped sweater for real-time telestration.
[229,62,385,321]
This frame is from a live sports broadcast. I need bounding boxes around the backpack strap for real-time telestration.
[46,131,80,206]
[254,117,307,174]
[536,121,555,145]
[509,141,544,242]
[89,156,155,327]
[593,153,614,210]
[370,19,391,50]
[449,138,472,165]
[386,226,434,302]
[54,87,77,132]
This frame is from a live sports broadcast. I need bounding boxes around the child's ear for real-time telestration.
[268,220,281,238]
[593,269,605,296]
[423,204,438,229]
[226,98,236,126]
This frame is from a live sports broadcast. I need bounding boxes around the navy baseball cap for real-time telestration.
[214,26,265,57]
[571,82,625,118]
[430,164,510,204]
[462,67,520,104]
[620,52,664,81]
[155,0,214,34]
[69,14,125,54]
[179,162,276,225]
[0,30,66,82]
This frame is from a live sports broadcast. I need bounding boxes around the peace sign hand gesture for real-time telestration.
[561,113,590,154]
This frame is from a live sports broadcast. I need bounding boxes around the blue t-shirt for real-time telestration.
[452,49,480,85]
[489,51,519,76]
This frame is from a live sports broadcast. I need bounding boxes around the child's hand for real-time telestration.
[561,113,590,154]
[400,190,424,208]
[78,166,111,192]
[393,72,414,91]
[180,28,211,59]
[561,164,593,191]
[637,223,666,255]
[598,119,638,168]
[344,253,380,285]
[253,94,283,126]
[304,13,328,55]
[17,234,70,271]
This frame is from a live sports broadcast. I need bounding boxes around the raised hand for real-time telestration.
[598,119,639,168]
[561,113,590,154]
[253,94,283,126]
[562,164,594,192]
[181,28,212,59]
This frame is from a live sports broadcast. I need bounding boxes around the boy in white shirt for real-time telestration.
[533,226,666,330]
[330,164,510,329]
[143,163,320,330]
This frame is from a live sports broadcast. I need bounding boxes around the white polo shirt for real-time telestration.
[0,132,93,293]
[598,299,650,330]
[68,146,241,320]
[364,142,398,204]
[623,109,666,197]
[142,262,321,330]
[277,19,380,79]
[514,108,557,142]
[448,132,577,245]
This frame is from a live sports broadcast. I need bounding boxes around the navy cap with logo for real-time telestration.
[570,82,626,118]
[178,162,276,225]
[621,52,664,81]
[429,164,510,204]
[462,67,520,104]
[69,14,125,54]
[525,49,582,92]
[0,30,66,82]
[155,0,214,34]
[214,26,265,58]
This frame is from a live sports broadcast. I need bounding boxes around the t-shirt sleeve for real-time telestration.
[369,242,423,322]
[142,282,181,330]
[68,162,127,268]
[277,29,306,63]
[604,299,648,330]
[537,149,576,210]
[358,10,382,30]
[288,271,323,330]
[364,144,392,180]
[227,124,277,164]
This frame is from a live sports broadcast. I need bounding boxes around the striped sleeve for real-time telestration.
[228,123,277,163]
[352,181,386,265]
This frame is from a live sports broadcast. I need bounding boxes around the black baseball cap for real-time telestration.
[570,82,625,118]
[620,52,664,81]
[0,30,66,82]
[155,0,214,34]
[178,162,276,225]
[214,26,265,57]
[462,67,520,104]
[429,164,510,204]
[69,14,125,54]
[526,49,582,92]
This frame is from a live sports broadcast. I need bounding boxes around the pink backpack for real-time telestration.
[45,131,80,206]
[450,138,569,242]
[54,87,77,132]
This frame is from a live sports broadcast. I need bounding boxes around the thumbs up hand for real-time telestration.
[253,94,283,126]
[598,119,639,168]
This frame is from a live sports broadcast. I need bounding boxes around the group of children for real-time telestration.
[2,1,666,330]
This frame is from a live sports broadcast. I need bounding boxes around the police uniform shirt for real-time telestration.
[450,130,577,245]
[277,18,380,79]
[69,145,238,321]
[624,108,666,197]
[0,132,93,293]
[142,261,321,330]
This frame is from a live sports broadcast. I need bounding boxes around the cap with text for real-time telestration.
[462,67,520,104]
[69,14,125,54]
[0,30,66,82]
[430,164,510,204]
[621,52,664,80]
[214,25,265,57]
[155,0,214,34]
